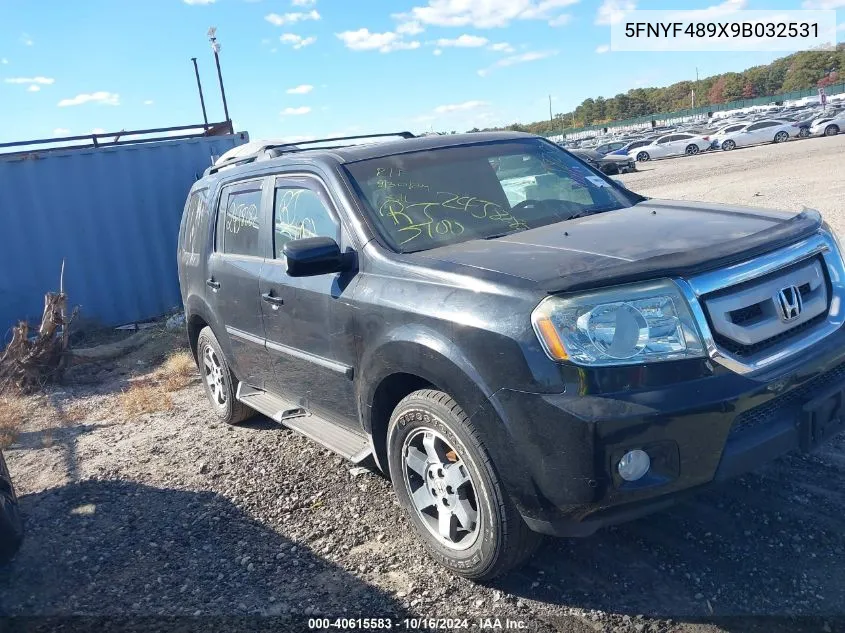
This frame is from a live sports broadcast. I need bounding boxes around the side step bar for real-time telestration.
[236,384,372,463]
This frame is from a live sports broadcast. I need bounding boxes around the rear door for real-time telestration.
[207,178,273,388]
[667,134,694,155]
[258,174,360,431]
[744,121,777,144]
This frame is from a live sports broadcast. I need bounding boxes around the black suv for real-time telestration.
[178,131,845,580]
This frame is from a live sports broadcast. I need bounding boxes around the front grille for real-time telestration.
[702,255,829,358]
[730,361,845,437]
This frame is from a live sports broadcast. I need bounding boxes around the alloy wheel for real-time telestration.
[402,427,480,550]
[774,131,788,143]
[685,145,700,155]
[203,345,227,407]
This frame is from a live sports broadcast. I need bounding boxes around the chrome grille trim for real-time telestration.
[675,231,845,376]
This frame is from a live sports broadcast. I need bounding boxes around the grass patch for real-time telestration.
[156,351,197,393]
[0,396,27,449]
[119,381,174,418]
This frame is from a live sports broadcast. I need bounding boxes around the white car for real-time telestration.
[628,132,712,162]
[716,120,794,151]
[710,122,749,147]
[809,114,844,137]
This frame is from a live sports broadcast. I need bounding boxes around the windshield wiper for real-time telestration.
[483,230,521,240]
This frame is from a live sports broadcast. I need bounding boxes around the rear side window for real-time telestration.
[221,186,263,256]
[179,189,208,262]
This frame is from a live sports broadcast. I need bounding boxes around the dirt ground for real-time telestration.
[2,135,845,633]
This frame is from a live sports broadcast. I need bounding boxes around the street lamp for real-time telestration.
[207,26,231,130]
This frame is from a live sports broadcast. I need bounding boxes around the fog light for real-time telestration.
[618,450,650,482]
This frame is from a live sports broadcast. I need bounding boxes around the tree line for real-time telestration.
[468,44,844,136]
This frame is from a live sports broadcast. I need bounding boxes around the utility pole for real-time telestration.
[549,95,553,123]
[191,58,209,130]
[692,66,699,109]
[207,27,231,131]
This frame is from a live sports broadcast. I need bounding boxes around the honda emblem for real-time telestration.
[776,285,803,322]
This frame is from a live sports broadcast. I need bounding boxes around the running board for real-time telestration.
[236,384,371,462]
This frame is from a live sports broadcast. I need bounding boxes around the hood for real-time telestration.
[413,200,822,294]
[601,153,632,163]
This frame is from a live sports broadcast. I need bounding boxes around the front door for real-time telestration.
[258,175,360,431]
[207,178,273,388]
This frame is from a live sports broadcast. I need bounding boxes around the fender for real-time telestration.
[184,292,238,373]
[357,325,548,521]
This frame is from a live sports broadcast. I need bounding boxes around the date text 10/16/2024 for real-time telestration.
[307,617,529,630]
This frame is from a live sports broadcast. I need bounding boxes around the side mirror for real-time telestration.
[612,177,628,189]
[282,236,352,277]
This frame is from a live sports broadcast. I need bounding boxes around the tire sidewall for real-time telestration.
[636,151,649,162]
[386,396,502,577]
[723,140,735,151]
[197,328,239,424]
[686,144,699,155]
[826,125,839,136]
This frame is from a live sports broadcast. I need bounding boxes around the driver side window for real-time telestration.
[273,186,338,259]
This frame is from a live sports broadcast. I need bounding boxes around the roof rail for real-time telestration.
[203,131,416,177]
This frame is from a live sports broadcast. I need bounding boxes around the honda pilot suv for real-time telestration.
[177,131,845,580]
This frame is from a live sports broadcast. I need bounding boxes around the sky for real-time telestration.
[1,0,844,145]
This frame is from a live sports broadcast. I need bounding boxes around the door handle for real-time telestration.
[206,278,221,290]
[262,292,285,306]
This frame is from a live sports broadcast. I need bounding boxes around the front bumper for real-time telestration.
[490,327,845,537]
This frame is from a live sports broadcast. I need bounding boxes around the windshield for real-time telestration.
[344,139,635,253]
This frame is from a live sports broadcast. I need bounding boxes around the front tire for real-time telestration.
[0,450,23,564]
[825,124,840,137]
[386,390,541,581]
[722,140,736,151]
[197,327,253,425]
[636,151,650,162]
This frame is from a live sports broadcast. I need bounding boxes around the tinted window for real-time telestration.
[748,121,776,131]
[273,187,338,258]
[629,140,649,150]
[222,187,263,257]
[345,139,634,253]
[656,136,673,144]
[726,125,745,132]
[180,188,208,257]
[673,134,694,141]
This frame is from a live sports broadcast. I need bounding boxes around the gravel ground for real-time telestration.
[3,136,845,633]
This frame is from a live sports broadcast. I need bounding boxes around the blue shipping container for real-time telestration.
[0,133,249,338]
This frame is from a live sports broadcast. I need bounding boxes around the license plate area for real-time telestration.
[801,383,845,452]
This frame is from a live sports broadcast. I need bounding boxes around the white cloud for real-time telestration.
[281,106,311,115]
[57,91,120,107]
[595,44,610,53]
[4,76,54,85]
[667,0,747,20]
[143,99,154,105]
[435,34,489,47]
[434,100,489,114]
[20,33,33,46]
[184,0,215,4]
[292,0,317,5]
[548,13,572,26]
[433,48,443,55]
[92,128,107,134]
[266,10,320,25]
[489,42,515,52]
[595,0,635,25]
[1,58,8,65]
[803,1,845,7]
[397,0,580,29]
[477,50,557,76]
[397,21,425,35]
[336,29,421,52]
[286,84,314,94]
[27,85,40,92]
[53,128,70,135]
[280,33,317,48]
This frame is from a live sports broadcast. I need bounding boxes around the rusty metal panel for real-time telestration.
[0,133,249,337]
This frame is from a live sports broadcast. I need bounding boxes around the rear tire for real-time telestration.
[722,140,736,151]
[197,327,253,425]
[386,389,542,581]
[825,125,840,137]
[636,151,650,162]
[685,144,700,156]
[0,450,23,565]
[774,131,789,143]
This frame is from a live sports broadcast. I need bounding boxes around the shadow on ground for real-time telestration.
[0,479,410,627]
[494,441,845,629]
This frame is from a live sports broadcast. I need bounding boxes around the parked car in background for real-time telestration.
[809,114,844,137]
[709,122,749,147]
[715,120,794,151]
[629,133,711,162]
[609,138,657,157]
[570,148,637,175]
[593,141,629,156]
[0,450,22,564]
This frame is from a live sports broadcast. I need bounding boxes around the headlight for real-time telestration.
[531,279,705,366]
